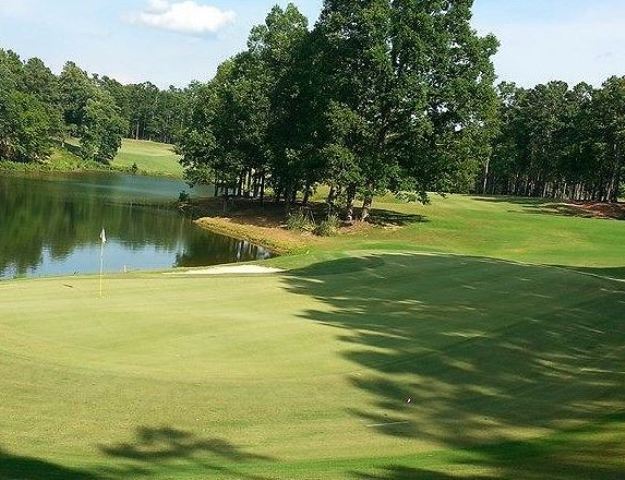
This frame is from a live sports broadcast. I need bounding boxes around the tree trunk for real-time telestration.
[302,181,311,206]
[360,192,373,222]
[482,157,490,194]
[326,186,337,216]
[345,185,356,223]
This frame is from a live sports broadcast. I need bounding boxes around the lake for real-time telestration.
[0,172,271,280]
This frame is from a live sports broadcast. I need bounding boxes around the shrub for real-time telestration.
[178,190,191,203]
[286,210,313,231]
[314,215,340,237]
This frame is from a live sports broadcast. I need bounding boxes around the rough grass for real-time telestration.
[1,252,625,479]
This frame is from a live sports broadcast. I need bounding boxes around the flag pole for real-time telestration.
[99,228,106,298]
[99,240,104,298]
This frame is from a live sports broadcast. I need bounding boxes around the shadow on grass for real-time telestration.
[473,196,625,220]
[556,265,625,281]
[364,208,427,227]
[0,448,100,480]
[99,426,272,479]
[1,428,272,480]
[283,253,625,479]
[188,198,427,228]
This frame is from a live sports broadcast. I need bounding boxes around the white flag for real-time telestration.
[100,228,107,244]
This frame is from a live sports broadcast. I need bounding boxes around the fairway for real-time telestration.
[112,139,183,177]
[2,253,624,479]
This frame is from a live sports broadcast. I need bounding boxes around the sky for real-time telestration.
[1,0,624,89]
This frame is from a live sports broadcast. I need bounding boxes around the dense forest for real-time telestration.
[485,80,625,203]
[1,0,624,215]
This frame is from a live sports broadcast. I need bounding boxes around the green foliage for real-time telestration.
[179,1,499,218]
[59,63,126,163]
[314,214,340,237]
[0,49,61,163]
[0,89,58,162]
[178,190,190,203]
[286,210,314,231]
[486,78,625,202]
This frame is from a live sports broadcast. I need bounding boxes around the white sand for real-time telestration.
[166,265,283,276]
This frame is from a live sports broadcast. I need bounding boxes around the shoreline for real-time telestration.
[0,160,183,180]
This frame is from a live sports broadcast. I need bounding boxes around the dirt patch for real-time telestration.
[549,202,625,220]
[195,216,314,255]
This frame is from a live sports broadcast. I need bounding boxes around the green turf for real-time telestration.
[112,139,182,177]
[2,252,625,479]
[303,194,625,269]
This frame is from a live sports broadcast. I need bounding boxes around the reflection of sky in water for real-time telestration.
[0,172,271,279]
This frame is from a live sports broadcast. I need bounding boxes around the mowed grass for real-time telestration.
[298,193,625,271]
[111,139,183,177]
[2,252,625,479]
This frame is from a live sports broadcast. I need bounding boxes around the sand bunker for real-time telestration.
[166,265,283,276]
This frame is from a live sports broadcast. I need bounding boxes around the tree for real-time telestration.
[80,91,126,163]
[0,49,60,163]
[486,78,625,202]
[315,0,499,219]
[59,62,126,163]
[0,89,58,162]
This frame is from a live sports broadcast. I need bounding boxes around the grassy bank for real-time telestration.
[0,139,182,178]
[1,194,625,479]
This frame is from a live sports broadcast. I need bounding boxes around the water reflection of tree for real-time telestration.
[0,175,267,277]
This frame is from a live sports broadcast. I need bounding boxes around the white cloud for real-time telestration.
[129,0,235,34]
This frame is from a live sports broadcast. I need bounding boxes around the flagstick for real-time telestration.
[99,239,104,298]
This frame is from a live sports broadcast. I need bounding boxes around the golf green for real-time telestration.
[1,252,624,479]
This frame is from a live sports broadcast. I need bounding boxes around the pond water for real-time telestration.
[0,172,271,279]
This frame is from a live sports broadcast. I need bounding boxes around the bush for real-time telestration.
[286,210,313,231]
[314,215,340,237]
[178,190,191,203]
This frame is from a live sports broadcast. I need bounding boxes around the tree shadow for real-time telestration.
[0,448,101,480]
[99,427,273,479]
[556,265,625,282]
[282,253,625,478]
[1,427,273,480]
[364,207,427,227]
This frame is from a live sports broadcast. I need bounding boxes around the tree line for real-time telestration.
[485,79,625,203]
[0,49,189,164]
[2,0,624,212]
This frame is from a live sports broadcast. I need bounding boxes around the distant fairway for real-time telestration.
[112,139,183,177]
[2,253,624,479]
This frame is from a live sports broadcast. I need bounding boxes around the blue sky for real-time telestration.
[1,0,624,88]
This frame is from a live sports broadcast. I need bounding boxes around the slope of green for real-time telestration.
[112,139,183,177]
[1,252,624,479]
